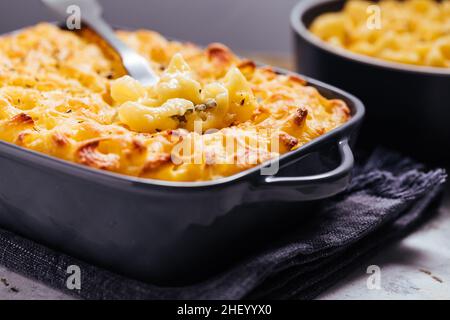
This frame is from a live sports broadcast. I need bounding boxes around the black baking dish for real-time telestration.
[291,0,450,164]
[0,24,364,284]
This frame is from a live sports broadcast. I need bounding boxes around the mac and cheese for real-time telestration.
[311,0,450,68]
[0,23,349,181]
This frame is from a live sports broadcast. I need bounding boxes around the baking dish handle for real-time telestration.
[257,139,354,201]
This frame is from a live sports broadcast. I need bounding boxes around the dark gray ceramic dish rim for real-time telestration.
[0,23,364,190]
[291,0,450,77]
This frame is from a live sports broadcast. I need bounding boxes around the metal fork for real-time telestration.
[41,0,159,86]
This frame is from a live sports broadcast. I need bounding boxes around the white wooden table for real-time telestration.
[319,183,450,300]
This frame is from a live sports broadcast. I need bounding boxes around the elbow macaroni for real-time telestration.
[113,53,257,133]
[0,23,349,182]
[310,0,450,68]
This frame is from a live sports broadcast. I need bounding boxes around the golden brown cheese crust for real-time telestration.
[0,23,350,182]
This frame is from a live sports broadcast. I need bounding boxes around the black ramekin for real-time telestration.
[0,24,363,284]
[291,0,450,164]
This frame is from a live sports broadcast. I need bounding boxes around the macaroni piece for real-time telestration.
[0,23,349,182]
[310,0,450,68]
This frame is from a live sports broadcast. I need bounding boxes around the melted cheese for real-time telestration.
[0,23,350,182]
[311,0,450,68]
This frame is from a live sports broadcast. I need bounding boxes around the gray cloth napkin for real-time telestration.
[0,149,446,299]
